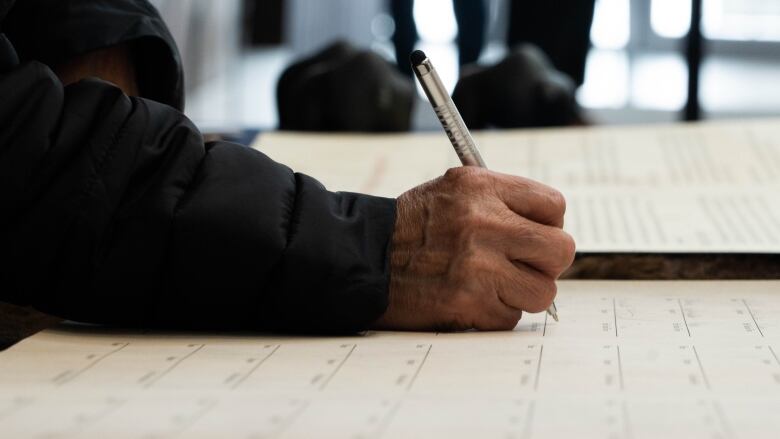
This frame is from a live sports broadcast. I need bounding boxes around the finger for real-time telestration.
[498,216,576,277]
[493,259,558,314]
[472,299,524,331]
[448,255,525,331]
[491,172,566,228]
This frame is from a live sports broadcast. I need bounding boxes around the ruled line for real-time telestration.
[678,299,692,337]
[742,299,764,337]
[692,346,711,390]
[768,345,780,366]
[270,400,310,439]
[534,346,544,391]
[232,344,281,389]
[406,344,432,391]
[144,344,205,388]
[320,344,356,390]
[613,298,619,337]
[712,400,735,439]
[56,342,129,386]
[375,400,403,439]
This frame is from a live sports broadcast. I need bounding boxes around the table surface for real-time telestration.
[2,253,779,351]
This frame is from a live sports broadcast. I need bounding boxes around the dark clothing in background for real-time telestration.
[453,44,581,129]
[506,0,596,86]
[390,0,595,87]
[390,0,485,76]
[277,41,414,132]
[0,0,395,333]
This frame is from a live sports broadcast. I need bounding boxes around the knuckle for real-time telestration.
[507,175,533,192]
[525,279,557,313]
[444,166,472,183]
[547,189,567,217]
[547,230,577,274]
[514,220,546,246]
[560,232,577,267]
[444,166,487,189]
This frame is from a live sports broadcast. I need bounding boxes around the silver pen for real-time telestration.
[410,50,560,322]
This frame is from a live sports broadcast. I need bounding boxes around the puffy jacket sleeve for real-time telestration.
[0,36,395,333]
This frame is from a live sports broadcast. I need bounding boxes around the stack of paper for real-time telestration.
[3,281,780,438]
[253,119,780,253]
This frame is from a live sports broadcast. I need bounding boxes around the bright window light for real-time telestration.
[590,0,631,50]
[577,50,630,109]
[653,0,780,41]
[631,54,688,111]
[651,0,691,38]
[703,0,780,41]
[413,0,457,44]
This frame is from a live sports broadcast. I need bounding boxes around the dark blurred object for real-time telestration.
[0,302,61,351]
[3,0,184,109]
[277,41,414,132]
[452,44,583,129]
[243,0,284,46]
[390,0,485,76]
[684,0,704,121]
[563,254,780,281]
[506,0,595,87]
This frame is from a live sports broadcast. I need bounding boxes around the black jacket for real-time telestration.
[0,0,395,332]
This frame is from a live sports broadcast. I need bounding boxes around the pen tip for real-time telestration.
[410,50,427,67]
[548,302,559,322]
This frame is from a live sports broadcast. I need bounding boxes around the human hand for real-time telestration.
[53,43,139,96]
[373,167,575,331]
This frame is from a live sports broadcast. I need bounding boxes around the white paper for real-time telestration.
[252,119,780,253]
[3,281,780,438]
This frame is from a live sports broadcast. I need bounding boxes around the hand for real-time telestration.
[373,167,575,331]
[53,43,139,96]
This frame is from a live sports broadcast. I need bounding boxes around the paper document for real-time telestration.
[3,281,780,438]
[252,119,780,252]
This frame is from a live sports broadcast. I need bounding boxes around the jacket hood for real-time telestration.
[2,0,184,110]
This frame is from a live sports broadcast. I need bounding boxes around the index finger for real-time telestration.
[491,172,566,228]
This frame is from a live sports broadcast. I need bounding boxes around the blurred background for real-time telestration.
[148,0,780,133]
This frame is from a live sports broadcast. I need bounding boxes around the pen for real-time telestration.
[410,50,560,322]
